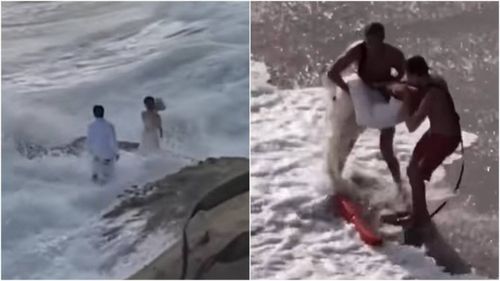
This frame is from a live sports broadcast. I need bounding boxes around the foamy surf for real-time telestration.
[250,60,481,279]
[2,2,248,279]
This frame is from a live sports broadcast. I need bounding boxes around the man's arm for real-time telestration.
[401,90,433,132]
[327,45,360,94]
[392,49,406,81]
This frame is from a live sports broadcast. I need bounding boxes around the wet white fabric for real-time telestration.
[91,156,116,183]
[87,118,119,159]
[140,112,161,155]
[344,74,404,129]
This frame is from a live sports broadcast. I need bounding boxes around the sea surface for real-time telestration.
[2,2,249,278]
[252,2,498,277]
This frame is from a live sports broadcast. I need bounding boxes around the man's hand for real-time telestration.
[386,83,418,100]
[327,44,359,96]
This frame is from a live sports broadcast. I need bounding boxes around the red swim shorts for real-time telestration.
[410,131,461,181]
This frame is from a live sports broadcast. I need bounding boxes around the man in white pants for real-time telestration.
[87,105,119,184]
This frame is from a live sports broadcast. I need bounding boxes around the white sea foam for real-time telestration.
[2,2,248,279]
[250,60,481,279]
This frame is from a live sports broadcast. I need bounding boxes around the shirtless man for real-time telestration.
[399,56,461,239]
[327,22,406,185]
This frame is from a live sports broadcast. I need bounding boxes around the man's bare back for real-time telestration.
[354,42,405,85]
[425,76,461,136]
[402,74,461,137]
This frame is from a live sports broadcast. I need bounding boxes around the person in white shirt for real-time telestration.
[87,105,119,184]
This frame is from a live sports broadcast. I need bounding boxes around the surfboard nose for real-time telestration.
[332,194,383,246]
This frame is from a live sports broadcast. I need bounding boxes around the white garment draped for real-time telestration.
[91,156,115,183]
[139,111,161,155]
[343,74,404,129]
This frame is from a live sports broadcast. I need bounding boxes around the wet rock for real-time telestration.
[98,157,249,279]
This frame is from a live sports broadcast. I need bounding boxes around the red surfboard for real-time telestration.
[332,194,383,246]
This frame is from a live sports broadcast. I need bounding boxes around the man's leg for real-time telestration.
[380,127,401,185]
[107,158,116,179]
[406,134,460,225]
[91,156,99,183]
[402,133,434,246]
[404,161,432,247]
[100,158,115,184]
[407,163,430,225]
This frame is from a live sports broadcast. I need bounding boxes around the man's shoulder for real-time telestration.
[431,74,446,83]
[429,75,449,95]
[385,43,404,57]
[104,119,115,129]
[430,74,447,86]
[88,120,98,129]
[344,40,364,56]
[90,119,114,129]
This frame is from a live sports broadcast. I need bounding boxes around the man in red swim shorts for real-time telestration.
[399,56,462,239]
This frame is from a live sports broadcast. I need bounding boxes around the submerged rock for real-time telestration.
[16,136,139,159]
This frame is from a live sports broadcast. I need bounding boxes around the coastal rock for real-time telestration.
[99,157,249,279]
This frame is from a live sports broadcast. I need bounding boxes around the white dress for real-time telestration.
[139,111,161,155]
[343,73,404,129]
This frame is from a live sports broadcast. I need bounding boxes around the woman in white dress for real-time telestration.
[139,96,163,155]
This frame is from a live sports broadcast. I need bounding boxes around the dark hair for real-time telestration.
[406,55,430,76]
[144,96,155,105]
[143,96,155,110]
[93,105,104,118]
[364,22,385,40]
